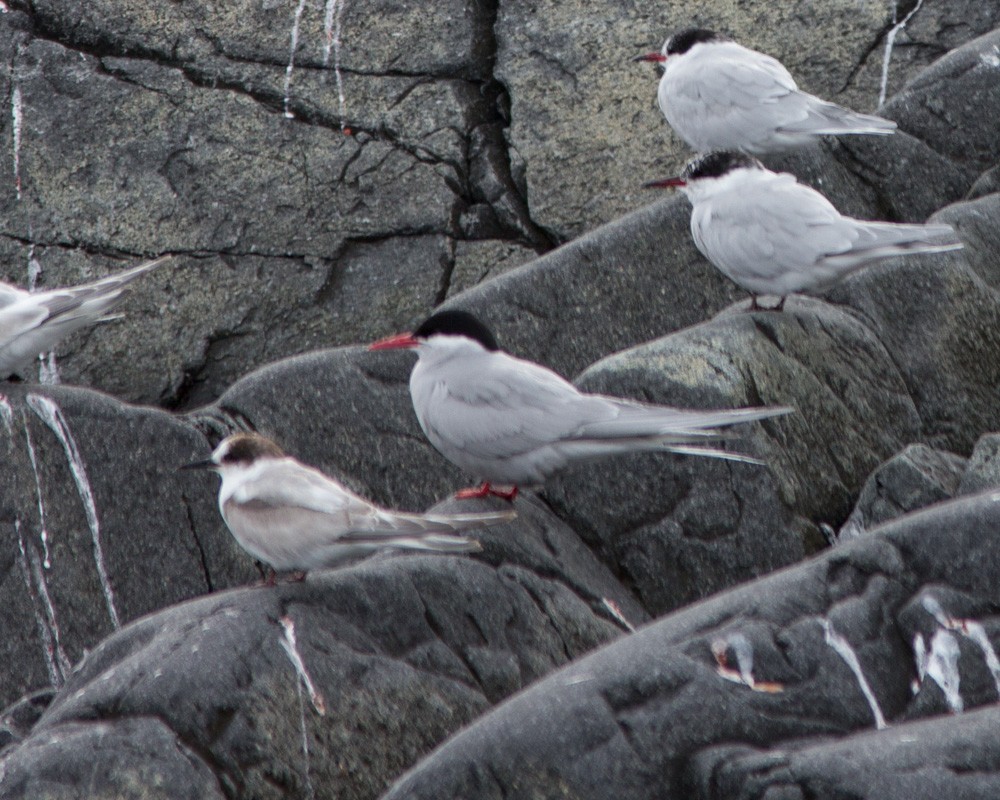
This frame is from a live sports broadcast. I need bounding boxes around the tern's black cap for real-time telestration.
[665,28,726,56]
[220,433,286,465]
[683,150,763,181]
[414,309,500,351]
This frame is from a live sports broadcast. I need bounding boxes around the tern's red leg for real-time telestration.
[455,482,519,501]
[749,295,786,312]
[455,482,493,499]
[264,569,277,587]
[290,571,307,582]
[489,485,519,501]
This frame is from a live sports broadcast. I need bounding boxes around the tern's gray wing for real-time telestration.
[662,43,802,150]
[691,174,864,294]
[230,458,378,521]
[414,352,619,462]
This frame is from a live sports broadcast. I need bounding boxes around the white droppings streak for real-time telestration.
[878,0,925,109]
[323,0,349,131]
[282,0,310,119]
[23,417,53,569]
[821,618,888,729]
[600,597,635,632]
[922,594,1000,697]
[11,84,22,200]
[292,670,317,800]
[0,393,12,433]
[925,629,963,713]
[14,520,71,686]
[279,615,326,716]
[27,393,120,628]
[27,246,41,290]
[979,45,1000,68]
[38,350,60,385]
[958,621,1000,698]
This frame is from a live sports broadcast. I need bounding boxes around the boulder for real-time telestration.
[0,496,643,799]
[837,444,966,541]
[545,298,919,613]
[383,491,1000,800]
[0,384,253,709]
[885,28,1000,177]
[959,433,1000,496]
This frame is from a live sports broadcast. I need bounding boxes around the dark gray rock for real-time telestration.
[0,717,227,800]
[0,384,254,708]
[0,497,641,799]
[968,167,1000,200]
[440,129,970,385]
[959,433,1000,496]
[545,299,919,613]
[0,2,548,408]
[838,444,966,541]
[383,491,1000,800]
[884,28,1000,177]
[691,705,1000,799]
[825,198,1000,454]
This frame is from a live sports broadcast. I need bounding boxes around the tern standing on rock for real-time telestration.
[0,256,173,379]
[646,151,964,311]
[182,432,513,583]
[634,28,896,153]
[370,310,792,500]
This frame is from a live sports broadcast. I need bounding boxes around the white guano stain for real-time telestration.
[279,614,327,715]
[878,0,925,109]
[821,618,888,729]
[27,393,120,628]
[282,0,310,119]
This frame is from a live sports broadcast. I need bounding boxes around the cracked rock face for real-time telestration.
[1,2,997,408]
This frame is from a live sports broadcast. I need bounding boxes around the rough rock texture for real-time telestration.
[0,497,643,800]
[0,2,994,408]
[544,299,920,613]
[383,492,1000,800]
[959,433,1000,496]
[837,443,966,541]
[0,6,999,800]
[0,384,254,708]
[885,28,1000,177]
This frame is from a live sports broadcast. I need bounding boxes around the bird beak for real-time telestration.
[643,176,687,189]
[179,458,215,472]
[633,52,667,63]
[369,332,419,351]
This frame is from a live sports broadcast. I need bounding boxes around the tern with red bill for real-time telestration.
[646,151,964,310]
[634,28,896,153]
[0,255,173,378]
[182,432,512,582]
[371,310,792,500]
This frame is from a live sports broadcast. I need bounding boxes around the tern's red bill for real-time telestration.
[643,176,687,189]
[369,332,419,351]
[633,52,667,63]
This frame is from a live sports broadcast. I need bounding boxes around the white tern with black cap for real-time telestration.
[634,28,896,153]
[371,310,792,500]
[647,151,964,310]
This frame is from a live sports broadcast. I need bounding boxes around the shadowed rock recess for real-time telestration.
[0,6,999,800]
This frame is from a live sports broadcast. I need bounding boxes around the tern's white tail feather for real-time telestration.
[783,99,897,137]
[823,222,963,271]
[577,404,794,442]
[381,508,515,537]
